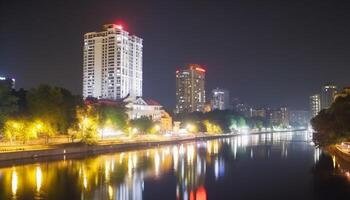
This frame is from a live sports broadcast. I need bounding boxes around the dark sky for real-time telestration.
[1,0,350,110]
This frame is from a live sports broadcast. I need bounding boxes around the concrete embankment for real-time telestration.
[0,134,233,162]
[0,129,306,162]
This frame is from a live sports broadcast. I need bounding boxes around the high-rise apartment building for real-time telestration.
[83,24,143,100]
[175,64,206,113]
[320,84,337,109]
[289,110,309,127]
[309,94,321,118]
[270,107,289,128]
[211,88,229,110]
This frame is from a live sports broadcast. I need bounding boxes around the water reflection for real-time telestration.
[0,131,348,200]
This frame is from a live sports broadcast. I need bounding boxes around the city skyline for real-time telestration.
[1,0,350,110]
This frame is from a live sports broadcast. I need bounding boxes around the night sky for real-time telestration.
[1,0,350,110]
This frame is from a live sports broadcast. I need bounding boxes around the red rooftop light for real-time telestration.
[114,24,123,30]
[195,67,206,73]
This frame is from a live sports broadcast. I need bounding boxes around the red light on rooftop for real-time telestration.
[195,67,206,73]
[114,20,126,30]
[115,24,123,30]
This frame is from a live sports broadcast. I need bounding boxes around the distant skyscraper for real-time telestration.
[289,110,309,127]
[211,88,229,110]
[251,107,267,118]
[309,94,321,118]
[175,64,206,113]
[231,98,251,117]
[320,84,337,109]
[83,24,143,100]
[0,76,15,89]
[270,107,289,127]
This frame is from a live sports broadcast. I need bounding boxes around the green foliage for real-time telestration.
[311,95,350,147]
[130,116,154,134]
[74,105,99,144]
[27,84,81,135]
[2,118,47,144]
[175,110,248,133]
[96,102,128,132]
[0,85,18,128]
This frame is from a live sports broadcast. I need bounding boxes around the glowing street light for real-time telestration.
[154,124,161,133]
[132,128,139,134]
[186,124,196,133]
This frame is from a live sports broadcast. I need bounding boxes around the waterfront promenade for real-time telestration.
[0,129,305,162]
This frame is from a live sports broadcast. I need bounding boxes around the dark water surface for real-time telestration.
[0,131,350,200]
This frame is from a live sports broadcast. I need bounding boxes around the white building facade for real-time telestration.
[125,97,163,121]
[310,94,321,118]
[83,24,143,100]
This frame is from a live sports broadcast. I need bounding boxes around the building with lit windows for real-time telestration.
[251,107,268,118]
[83,24,143,100]
[309,94,321,118]
[320,84,337,109]
[211,88,229,110]
[289,110,309,128]
[269,107,289,128]
[175,64,206,113]
[125,97,163,121]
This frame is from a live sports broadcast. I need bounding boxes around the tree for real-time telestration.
[27,85,81,137]
[96,102,128,133]
[130,116,154,134]
[203,120,222,134]
[3,119,25,143]
[74,105,99,144]
[3,118,43,144]
[0,85,18,129]
[312,95,350,147]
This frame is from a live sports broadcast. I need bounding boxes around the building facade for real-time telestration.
[211,88,229,110]
[309,94,321,118]
[231,98,251,118]
[83,24,143,100]
[289,110,309,128]
[320,84,337,109]
[251,107,268,118]
[125,97,163,121]
[175,64,206,113]
[269,107,289,128]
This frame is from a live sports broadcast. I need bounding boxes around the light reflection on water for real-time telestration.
[0,131,345,200]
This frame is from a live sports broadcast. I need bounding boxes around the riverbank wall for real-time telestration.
[0,129,305,162]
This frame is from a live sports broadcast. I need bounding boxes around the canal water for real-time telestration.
[0,131,349,200]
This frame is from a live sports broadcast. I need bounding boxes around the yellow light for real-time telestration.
[82,117,90,126]
[12,122,19,129]
[11,169,18,195]
[186,124,195,133]
[132,128,138,134]
[36,123,43,130]
[154,125,160,132]
[105,160,110,183]
[154,151,160,176]
[83,176,88,189]
[36,166,42,192]
[108,185,113,199]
